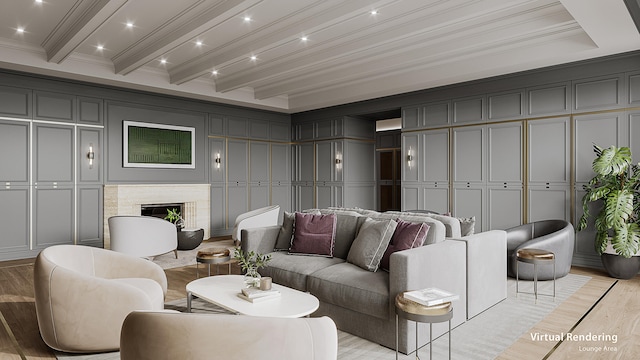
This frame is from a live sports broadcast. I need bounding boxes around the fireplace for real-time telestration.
[103,184,210,249]
[141,203,184,220]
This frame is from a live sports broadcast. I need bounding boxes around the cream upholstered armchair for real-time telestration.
[108,215,177,258]
[120,311,338,360]
[33,245,167,353]
[232,205,280,245]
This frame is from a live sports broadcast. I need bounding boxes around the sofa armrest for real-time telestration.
[449,230,507,319]
[241,226,280,254]
[389,240,467,323]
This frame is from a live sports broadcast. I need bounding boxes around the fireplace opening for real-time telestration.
[141,203,184,220]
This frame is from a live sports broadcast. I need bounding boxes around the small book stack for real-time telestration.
[237,287,281,303]
[403,287,459,307]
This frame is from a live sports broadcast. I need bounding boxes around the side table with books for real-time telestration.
[395,288,458,360]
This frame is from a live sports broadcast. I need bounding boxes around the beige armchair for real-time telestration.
[108,215,178,258]
[33,245,167,353]
[232,205,280,245]
[120,311,338,360]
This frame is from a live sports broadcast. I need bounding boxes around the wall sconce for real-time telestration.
[215,153,222,169]
[335,153,342,169]
[87,143,95,169]
[407,146,414,168]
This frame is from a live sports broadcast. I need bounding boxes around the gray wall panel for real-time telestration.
[574,113,622,182]
[528,117,570,184]
[630,72,640,105]
[0,85,31,118]
[34,91,75,122]
[77,186,102,246]
[453,96,485,124]
[488,186,522,230]
[271,143,290,182]
[422,186,449,213]
[487,123,522,183]
[270,122,290,141]
[34,124,74,184]
[0,121,29,183]
[345,141,374,183]
[422,129,449,182]
[249,120,269,140]
[227,116,248,137]
[574,76,622,111]
[488,91,524,120]
[425,102,450,127]
[528,186,570,223]
[0,188,30,251]
[629,112,640,157]
[250,142,269,182]
[34,187,74,249]
[209,115,225,135]
[78,97,103,125]
[453,126,484,182]
[527,82,569,116]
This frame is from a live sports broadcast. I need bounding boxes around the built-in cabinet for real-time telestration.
[0,87,104,259]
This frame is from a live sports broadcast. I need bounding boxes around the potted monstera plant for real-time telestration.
[578,144,640,279]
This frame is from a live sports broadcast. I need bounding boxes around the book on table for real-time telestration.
[403,287,459,307]
[237,291,281,303]
[241,287,280,299]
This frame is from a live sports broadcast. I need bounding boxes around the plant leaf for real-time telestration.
[612,223,640,258]
[604,189,634,229]
[593,145,631,176]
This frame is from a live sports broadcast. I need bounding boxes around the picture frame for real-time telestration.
[123,120,195,169]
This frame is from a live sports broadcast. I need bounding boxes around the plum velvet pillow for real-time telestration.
[289,212,337,257]
[380,219,429,271]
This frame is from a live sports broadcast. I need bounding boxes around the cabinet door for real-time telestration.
[573,186,600,266]
[210,184,226,235]
[34,123,74,185]
[424,101,450,128]
[271,184,292,219]
[574,112,623,183]
[402,184,420,211]
[0,85,31,118]
[402,106,423,130]
[528,117,570,185]
[34,91,75,122]
[294,184,314,210]
[488,185,522,230]
[453,126,485,183]
[627,111,640,157]
[227,139,248,183]
[77,97,103,126]
[487,122,522,184]
[33,186,74,249]
[77,185,102,247]
[527,185,570,223]
[453,185,485,233]
[228,184,248,225]
[0,187,30,253]
[249,120,269,140]
[227,116,248,137]
[423,185,449,214]
[271,143,291,183]
[453,96,485,125]
[294,143,314,182]
[250,184,270,210]
[270,122,291,142]
[316,184,342,209]
[422,129,449,182]
[316,141,340,182]
[250,141,269,183]
[0,120,30,184]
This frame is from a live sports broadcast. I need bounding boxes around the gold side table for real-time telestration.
[395,293,453,360]
[516,248,556,301]
[196,247,236,277]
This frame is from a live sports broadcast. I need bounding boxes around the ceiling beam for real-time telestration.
[42,0,128,64]
[112,0,259,75]
[168,0,388,85]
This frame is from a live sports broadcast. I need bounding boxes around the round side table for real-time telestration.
[516,248,555,301]
[395,293,453,360]
[196,247,236,277]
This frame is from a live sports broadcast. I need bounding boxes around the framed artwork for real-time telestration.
[123,120,195,169]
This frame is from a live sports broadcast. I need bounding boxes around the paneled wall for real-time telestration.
[291,116,376,211]
[292,51,640,269]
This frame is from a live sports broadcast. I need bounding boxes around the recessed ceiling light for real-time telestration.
[195,40,203,47]
[300,36,308,42]
[160,58,167,65]
[35,0,43,3]
[16,27,25,34]
[126,22,134,28]
[212,70,218,76]
[250,55,257,61]
[243,16,252,22]
[370,10,379,15]
[96,44,104,51]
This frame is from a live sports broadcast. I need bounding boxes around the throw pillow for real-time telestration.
[380,219,429,271]
[347,217,397,272]
[274,211,295,251]
[289,212,337,257]
[459,216,476,236]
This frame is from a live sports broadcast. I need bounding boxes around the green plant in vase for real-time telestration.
[234,248,271,287]
[578,144,640,278]
[164,208,185,231]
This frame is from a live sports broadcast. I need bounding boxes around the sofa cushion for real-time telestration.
[347,217,397,272]
[259,252,344,291]
[380,219,429,271]
[274,210,321,251]
[459,216,476,236]
[290,213,337,257]
[386,211,462,238]
[369,213,445,245]
[308,262,390,320]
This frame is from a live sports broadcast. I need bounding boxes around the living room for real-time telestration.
[0,1,640,359]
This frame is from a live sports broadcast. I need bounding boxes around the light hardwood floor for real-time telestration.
[0,257,636,359]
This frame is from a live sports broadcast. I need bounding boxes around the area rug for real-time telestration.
[55,274,590,360]
[151,239,236,270]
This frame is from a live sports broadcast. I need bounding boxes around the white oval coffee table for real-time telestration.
[186,275,319,318]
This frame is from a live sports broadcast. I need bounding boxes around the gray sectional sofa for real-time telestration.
[241,208,506,354]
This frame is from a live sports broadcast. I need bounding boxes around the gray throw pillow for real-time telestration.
[347,217,397,272]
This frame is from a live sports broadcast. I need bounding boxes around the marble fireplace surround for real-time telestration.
[104,184,210,249]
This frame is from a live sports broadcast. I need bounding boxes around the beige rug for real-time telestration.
[151,239,236,270]
[55,274,591,360]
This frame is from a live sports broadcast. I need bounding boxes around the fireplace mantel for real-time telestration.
[104,184,210,249]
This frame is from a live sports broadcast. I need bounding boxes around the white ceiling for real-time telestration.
[0,0,639,113]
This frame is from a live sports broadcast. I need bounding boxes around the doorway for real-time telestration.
[378,148,401,211]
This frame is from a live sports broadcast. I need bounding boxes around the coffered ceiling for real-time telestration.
[0,0,639,113]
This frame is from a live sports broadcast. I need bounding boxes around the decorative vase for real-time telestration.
[243,267,261,287]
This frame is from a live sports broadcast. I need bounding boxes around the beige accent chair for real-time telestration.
[33,245,167,353]
[120,311,338,360]
[232,205,280,245]
[108,215,178,258]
